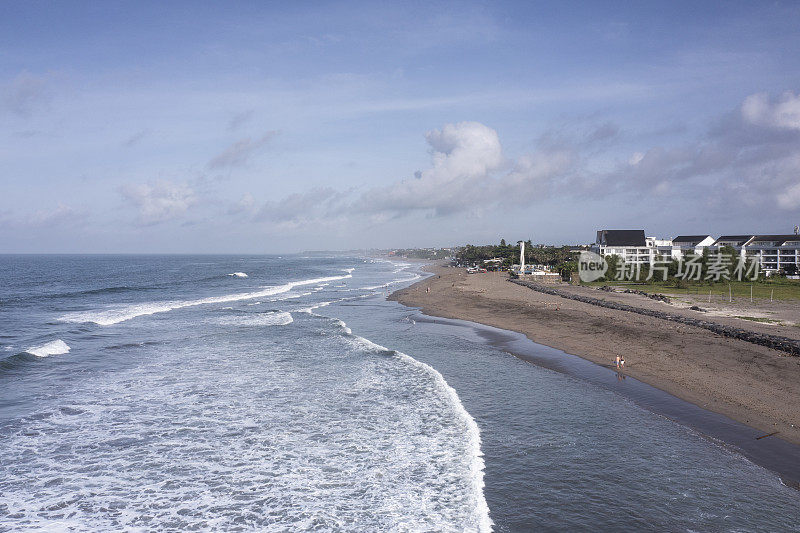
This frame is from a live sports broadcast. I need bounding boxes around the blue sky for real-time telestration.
[2,1,800,252]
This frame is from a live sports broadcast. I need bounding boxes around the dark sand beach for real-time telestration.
[390,265,800,447]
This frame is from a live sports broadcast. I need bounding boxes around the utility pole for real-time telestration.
[518,240,526,274]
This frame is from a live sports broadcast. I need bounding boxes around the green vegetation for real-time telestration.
[584,279,800,301]
[733,316,782,324]
[455,240,581,275]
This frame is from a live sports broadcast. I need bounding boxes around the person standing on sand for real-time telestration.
[620,357,625,369]
[615,355,621,369]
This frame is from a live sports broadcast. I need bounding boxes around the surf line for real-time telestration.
[304,306,492,531]
[60,273,352,326]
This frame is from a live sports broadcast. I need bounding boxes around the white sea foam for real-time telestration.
[59,274,352,326]
[282,291,312,300]
[359,283,388,290]
[305,309,491,531]
[297,301,334,314]
[343,267,355,273]
[6,292,491,531]
[215,312,293,327]
[359,273,421,291]
[228,272,248,278]
[26,339,70,358]
[338,324,491,532]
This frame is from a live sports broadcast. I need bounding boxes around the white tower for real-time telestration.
[518,241,525,273]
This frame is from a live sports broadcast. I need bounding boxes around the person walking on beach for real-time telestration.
[615,355,621,369]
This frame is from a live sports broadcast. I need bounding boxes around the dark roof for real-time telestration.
[713,235,754,246]
[597,229,646,247]
[749,235,800,246]
[672,235,712,245]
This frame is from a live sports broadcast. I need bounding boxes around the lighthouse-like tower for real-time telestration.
[518,240,525,274]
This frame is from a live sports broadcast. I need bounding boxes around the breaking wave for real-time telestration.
[228,272,248,278]
[25,340,70,358]
[214,312,294,327]
[305,310,491,531]
[59,274,352,326]
[359,273,422,291]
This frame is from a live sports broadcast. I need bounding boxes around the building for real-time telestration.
[670,235,715,259]
[712,235,754,250]
[646,236,675,260]
[592,229,800,275]
[742,235,800,274]
[592,230,651,264]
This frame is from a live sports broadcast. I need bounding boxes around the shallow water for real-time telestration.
[0,255,798,531]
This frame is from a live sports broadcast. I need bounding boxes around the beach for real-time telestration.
[390,264,800,446]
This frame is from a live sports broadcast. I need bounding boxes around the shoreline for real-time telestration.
[389,264,800,450]
[402,310,800,489]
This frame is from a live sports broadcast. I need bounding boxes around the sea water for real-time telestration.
[0,255,797,531]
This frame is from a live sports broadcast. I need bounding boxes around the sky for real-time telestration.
[1,0,800,253]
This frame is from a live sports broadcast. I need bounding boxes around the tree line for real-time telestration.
[456,240,580,273]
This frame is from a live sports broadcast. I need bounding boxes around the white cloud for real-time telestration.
[120,180,196,224]
[30,203,81,227]
[0,203,85,229]
[778,182,800,210]
[227,193,255,215]
[742,91,800,130]
[628,152,644,165]
[359,121,505,215]
[239,91,800,232]
[425,121,505,178]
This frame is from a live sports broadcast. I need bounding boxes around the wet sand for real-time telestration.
[390,265,800,447]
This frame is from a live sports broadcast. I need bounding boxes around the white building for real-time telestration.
[593,229,651,264]
[712,235,753,250]
[710,234,800,274]
[646,236,675,261]
[670,235,715,260]
[592,229,800,274]
[741,235,800,274]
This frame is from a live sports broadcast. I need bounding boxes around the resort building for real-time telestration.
[592,230,651,264]
[646,236,675,260]
[712,235,755,249]
[592,229,800,275]
[741,235,800,274]
[670,235,716,260]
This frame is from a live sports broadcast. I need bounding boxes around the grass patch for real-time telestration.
[583,280,800,301]
[733,316,782,324]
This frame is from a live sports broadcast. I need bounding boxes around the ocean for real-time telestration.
[0,255,798,531]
